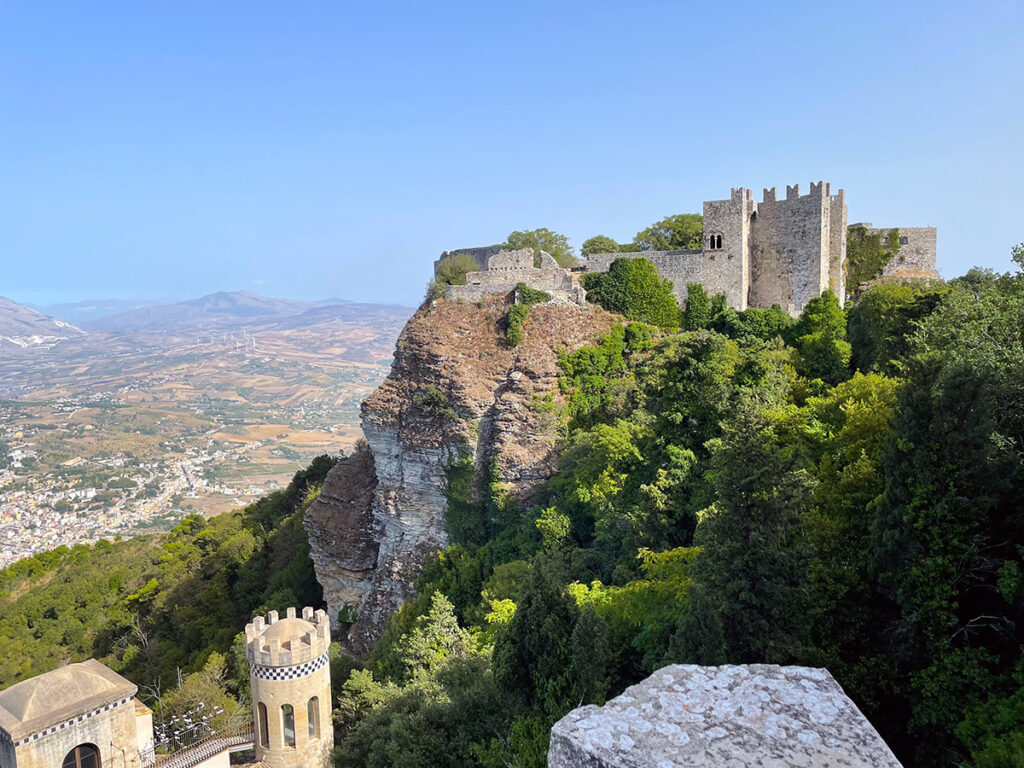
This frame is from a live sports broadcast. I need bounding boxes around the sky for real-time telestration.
[1,1,1022,308]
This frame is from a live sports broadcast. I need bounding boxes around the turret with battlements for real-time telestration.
[245,607,333,768]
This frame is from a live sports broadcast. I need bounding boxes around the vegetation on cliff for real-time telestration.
[336,251,1024,768]
[0,455,337,718]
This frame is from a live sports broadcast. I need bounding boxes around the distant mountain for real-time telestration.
[36,298,174,326]
[85,291,323,332]
[0,297,86,350]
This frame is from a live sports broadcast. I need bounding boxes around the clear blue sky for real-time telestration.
[2,1,1022,307]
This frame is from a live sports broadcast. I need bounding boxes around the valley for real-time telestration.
[0,294,411,566]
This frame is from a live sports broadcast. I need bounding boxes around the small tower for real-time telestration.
[246,607,333,768]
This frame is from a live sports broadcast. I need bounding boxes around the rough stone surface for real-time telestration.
[305,296,618,655]
[549,664,902,768]
[444,248,587,304]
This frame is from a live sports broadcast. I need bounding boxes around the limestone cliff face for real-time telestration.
[305,295,618,656]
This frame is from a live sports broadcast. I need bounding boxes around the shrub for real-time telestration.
[506,304,529,346]
[514,283,551,306]
[582,257,679,328]
[413,385,459,422]
[427,252,480,301]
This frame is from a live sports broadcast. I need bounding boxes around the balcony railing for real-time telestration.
[139,724,254,768]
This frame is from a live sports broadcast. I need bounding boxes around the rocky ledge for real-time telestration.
[305,294,618,655]
[548,664,903,767]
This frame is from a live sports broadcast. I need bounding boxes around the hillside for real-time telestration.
[0,297,84,350]
[2,263,1023,768]
[0,294,411,566]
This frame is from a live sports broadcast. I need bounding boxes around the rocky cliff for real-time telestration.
[305,294,618,655]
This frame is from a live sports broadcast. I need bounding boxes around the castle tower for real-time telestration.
[246,607,333,768]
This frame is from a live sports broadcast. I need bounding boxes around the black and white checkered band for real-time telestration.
[250,651,329,681]
[0,696,132,747]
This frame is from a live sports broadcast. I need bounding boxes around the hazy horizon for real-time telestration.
[3,1,1022,307]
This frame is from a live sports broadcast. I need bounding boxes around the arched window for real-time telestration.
[716,234,723,249]
[282,704,296,747]
[258,702,269,748]
[308,696,320,739]
[62,744,100,768]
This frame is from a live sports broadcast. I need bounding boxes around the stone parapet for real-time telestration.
[549,664,902,768]
[245,607,331,668]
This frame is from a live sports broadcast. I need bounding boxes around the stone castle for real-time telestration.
[0,607,333,768]
[438,181,938,315]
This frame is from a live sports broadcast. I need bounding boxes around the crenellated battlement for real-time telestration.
[245,606,331,668]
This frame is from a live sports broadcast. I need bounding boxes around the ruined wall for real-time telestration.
[433,245,502,275]
[829,190,848,298]
[446,249,586,304]
[749,182,840,313]
[875,226,938,276]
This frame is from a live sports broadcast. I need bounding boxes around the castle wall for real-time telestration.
[875,226,937,276]
[702,188,753,309]
[749,182,838,313]
[829,190,848,298]
[579,249,745,309]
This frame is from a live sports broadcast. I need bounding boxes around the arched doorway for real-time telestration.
[62,744,100,768]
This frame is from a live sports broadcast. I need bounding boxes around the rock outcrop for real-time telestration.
[305,294,618,655]
[548,664,903,768]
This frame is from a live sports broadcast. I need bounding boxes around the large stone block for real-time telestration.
[549,664,902,768]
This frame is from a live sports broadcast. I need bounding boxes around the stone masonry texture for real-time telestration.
[548,664,903,768]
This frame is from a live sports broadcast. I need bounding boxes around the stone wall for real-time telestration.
[749,182,843,313]
[702,187,753,308]
[579,249,745,308]
[549,664,902,768]
[433,245,502,275]
[445,249,586,304]
[876,226,938,276]
[11,703,141,768]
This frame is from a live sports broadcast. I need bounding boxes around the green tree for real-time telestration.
[673,404,815,665]
[581,257,679,328]
[581,235,620,256]
[682,283,711,330]
[873,275,1024,763]
[789,290,851,385]
[504,228,577,267]
[633,213,703,251]
[846,282,945,374]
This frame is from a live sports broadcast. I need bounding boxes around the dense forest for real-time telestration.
[335,250,1024,767]
[2,248,1022,767]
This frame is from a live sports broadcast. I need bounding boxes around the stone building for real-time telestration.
[0,660,148,768]
[0,606,331,768]
[245,607,333,768]
[442,182,938,317]
[549,664,904,767]
[581,182,851,315]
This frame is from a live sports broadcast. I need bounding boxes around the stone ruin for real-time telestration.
[548,664,903,767]
[437,247,587,304]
